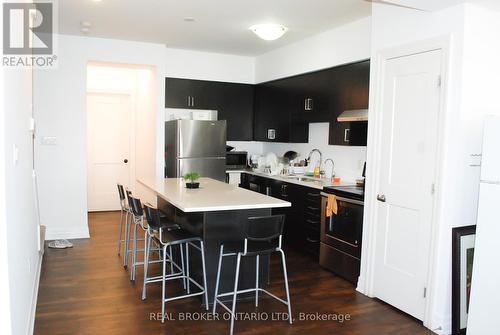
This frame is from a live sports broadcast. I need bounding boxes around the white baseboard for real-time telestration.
[356,274,366,295]
[27,252,43,335]
[427,313,451,335]
[45,227,90,240]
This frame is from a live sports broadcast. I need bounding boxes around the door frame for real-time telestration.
[358,36,451,330]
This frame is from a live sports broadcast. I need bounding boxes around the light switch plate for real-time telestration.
[13,144,19,165]
[29,117,35,132]
[41,136,57,145]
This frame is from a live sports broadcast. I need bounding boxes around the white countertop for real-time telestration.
[239,170,357,190]
[138,177,291,213]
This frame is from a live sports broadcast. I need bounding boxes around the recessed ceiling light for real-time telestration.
[183,17,195,22]
[249,23,288,41]
[92,0,103,2]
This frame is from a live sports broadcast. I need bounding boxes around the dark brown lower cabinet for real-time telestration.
[240,173,321,259]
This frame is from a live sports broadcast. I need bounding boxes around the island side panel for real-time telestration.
[202,208,271,304]
[157,196,270,305]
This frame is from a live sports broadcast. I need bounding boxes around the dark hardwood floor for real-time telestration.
[34,211,432,335]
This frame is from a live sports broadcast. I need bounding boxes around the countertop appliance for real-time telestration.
[226,151,248,170]
[165,119,227,181]
[467,116,500,334]
[320,184,365,284]
[165,108,217,121]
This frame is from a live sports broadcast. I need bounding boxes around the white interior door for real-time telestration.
[87,93,133,211]
[373,49,442,320]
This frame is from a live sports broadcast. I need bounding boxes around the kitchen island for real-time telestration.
[138,177,291,304]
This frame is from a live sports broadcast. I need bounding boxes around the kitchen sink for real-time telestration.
[285,175,326,185]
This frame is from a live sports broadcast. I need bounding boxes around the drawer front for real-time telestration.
[319,243,360,285]
[304,227,320,256]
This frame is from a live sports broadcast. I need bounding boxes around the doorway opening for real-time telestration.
[86,62,156,212]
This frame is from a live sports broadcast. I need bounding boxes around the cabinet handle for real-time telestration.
[281,184,288,197]
[307,192,320,197]
[344,128,350,142]
[305,98,313,111]
[306,219,319,225]
[306,237,319,243]
[191,96,195,107]
[187,96,191,107]
[307,206,319,211]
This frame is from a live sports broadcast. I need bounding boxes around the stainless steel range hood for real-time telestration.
[337,109,368,122]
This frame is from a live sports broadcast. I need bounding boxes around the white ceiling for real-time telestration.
[59,0,371,56]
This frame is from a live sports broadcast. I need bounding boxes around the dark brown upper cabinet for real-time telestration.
[166,59,370,144]
[253,60,370,145]
[253,81,292,142]
[165,78,254,141]
[327,60,370,146]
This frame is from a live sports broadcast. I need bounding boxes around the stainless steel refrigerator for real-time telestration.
[165,119,227,181]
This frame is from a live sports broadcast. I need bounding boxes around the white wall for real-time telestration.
[363,5,466,334]
[362,3,500,334]
[226,141,264,158]
[34,17,373,241]
[262,123,366,182]
[255,16,371,83]
[34,35,167,239]
[165,48,255,83]
[34,35,258,239]
[248,17,372,181]
[1,52,41,335]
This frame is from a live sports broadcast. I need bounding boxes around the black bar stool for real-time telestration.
[142,203,209,323]
[212,214,292,335]
[116,184,129,257]
[128,195,175,281]
[123,188,135,268]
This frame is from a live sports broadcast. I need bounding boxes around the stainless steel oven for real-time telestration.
[320,190,364,284]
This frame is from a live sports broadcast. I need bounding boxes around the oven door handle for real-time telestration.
[320,193,364,206]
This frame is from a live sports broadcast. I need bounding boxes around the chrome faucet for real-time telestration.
[323,158,335,179]
[307,149,322,170]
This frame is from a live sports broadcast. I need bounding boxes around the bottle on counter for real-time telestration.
[313,164,320,178]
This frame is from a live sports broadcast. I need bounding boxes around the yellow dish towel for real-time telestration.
[326,194,338,217]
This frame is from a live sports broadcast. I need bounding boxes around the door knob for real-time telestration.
[124,159,128,163]
[377,194,386,202]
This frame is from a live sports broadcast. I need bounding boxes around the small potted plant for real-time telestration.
[183,172,201,189]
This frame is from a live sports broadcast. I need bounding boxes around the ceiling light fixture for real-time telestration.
[249,23,287,41]
[183,17,195,22]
